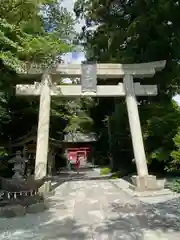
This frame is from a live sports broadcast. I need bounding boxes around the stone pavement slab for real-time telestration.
[0,178,180,239]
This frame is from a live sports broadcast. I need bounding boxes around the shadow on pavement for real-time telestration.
[93,197,180,239]
[0,207,92,240]
[48,168,110,192]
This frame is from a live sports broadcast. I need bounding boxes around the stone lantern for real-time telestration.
[8,151,28,179]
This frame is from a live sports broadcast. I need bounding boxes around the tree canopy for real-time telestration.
[0,0,74,70]
[0,0,77,143]
[75,0,180,95]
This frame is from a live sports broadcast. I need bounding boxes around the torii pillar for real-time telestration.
[123,75,149,175]
[35,73,51,180]
[123,75,153,191]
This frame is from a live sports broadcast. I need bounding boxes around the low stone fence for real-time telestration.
[0,190,48,218]
[0,177,50,218]
[0,189,38,201]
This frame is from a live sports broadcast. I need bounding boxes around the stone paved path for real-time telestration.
[0,179,180,239]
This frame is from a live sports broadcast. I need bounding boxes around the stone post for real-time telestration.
[123,74,148,177]
[35,74,51,180]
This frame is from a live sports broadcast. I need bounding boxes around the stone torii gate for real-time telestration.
[16,60,166,191]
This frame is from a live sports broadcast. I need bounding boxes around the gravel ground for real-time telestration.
[0,179,180,239]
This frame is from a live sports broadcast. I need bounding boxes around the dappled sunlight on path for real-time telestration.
[0,179,180,239]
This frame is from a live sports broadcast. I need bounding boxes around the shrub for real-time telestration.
[110,172,121,179]
[100,167,111,175]
[170,126,180,172]
[167,179,180,193]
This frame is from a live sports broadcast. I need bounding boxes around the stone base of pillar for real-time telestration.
[38,180,51,196]
[130,175,165,192]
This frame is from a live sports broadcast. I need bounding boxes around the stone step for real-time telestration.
[132,188,173,197]
[138,194,180,204]
[110,178,178,201]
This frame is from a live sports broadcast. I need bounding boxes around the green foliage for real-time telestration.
[0,147,8,157]
[0,18,24,69]
[75,0,180,93]
[64,98,94,135]
[143,100,180,166]
[0,0,74,70]
[0,0,78,143]
[110,172,120,179]
[65,115,94,133]
[100,167,111,176]
[166,179,180,193]
[170,127,180,171]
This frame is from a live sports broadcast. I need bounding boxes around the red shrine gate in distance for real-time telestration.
[67,147,90,165]
[64,131,96,167]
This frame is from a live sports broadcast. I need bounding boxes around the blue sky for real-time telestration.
[61,52,85,64]
[62,0,85,64]
[174,95,180,104]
